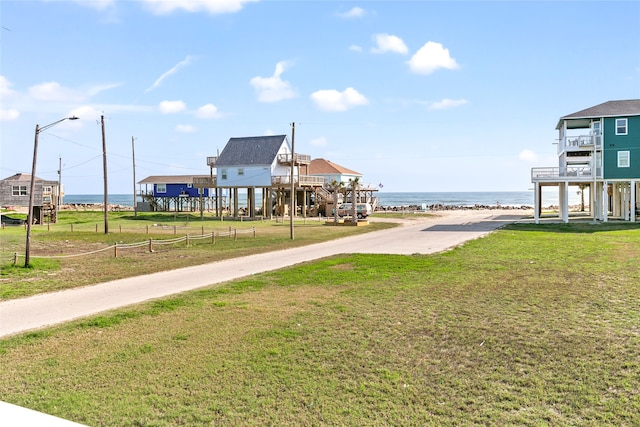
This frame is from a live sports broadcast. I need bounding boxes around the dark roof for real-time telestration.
[216,135,288,167]
[309,158,361,176]
[1,173,56,184]
[558,99,640,129]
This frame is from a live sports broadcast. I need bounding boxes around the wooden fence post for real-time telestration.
[13,252,18,266]
[146,225,149,234]
[186,234,189,247]
[174,225,177,235]
[253,227,256,238]
[234,229,237,241]
[114,242,118,258]
[71,224,74,232]
[149,239,153,253]
[212,232,216,245]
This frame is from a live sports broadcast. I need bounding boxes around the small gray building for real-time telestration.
[0,173,62,223]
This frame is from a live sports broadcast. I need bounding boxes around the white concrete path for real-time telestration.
[0,210,528,339]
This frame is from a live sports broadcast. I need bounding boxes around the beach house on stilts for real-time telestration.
[531,99,640,223]
[194,135,324,218]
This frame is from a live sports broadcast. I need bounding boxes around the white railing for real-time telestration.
[277,153,311,164]
[558,134,602,154]
[531,166,602,180]
[271,175,324,186]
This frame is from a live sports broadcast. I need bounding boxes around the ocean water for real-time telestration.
[64,190,579,208]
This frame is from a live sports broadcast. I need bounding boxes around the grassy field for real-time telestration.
[0,211,396,299]
[1,222,638,425]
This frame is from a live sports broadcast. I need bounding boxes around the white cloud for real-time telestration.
[250,61,297,103]
[159,100,186,114]
[310,137,327,147]
[140,0,257,15]
[196,103,221,119]
[0,76,15,97]
[371,33,408,55]
[349,45,363,53]
[145,56,194,93]
[519,149,539,162]
[407,41,460,74]
[310,87,369,112]
[28,81,84,102]
[0,109,19,122]
[72,0,116,10]
[86,82,123,96]
[337,7,365,18]
[429,98,468,110]
[70,105,102,122]
[176,124,197,133]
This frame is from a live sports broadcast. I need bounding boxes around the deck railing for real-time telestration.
[271,175,324,186]
[531,166,602,181]
[558,134,602,154]
[192,176,217,188]
[277,153,311,165]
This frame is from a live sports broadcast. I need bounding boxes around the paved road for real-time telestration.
[0,210,528,338]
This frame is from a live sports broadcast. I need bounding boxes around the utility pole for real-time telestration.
[132,136,137,217]
[101,115,109,234]
[290,122,295,240]
[57,156,62,207]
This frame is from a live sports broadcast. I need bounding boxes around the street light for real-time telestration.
[25,116,79,267]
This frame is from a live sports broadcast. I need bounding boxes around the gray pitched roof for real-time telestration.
[557,99,640,129]
[216,135,288,167]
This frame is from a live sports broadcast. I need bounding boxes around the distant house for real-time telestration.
[137,175,211,212]
[211,135,322,217]
[531,99,640,223]
[308,158,362,185]
[308,158,379,213]
[0,173,61,223]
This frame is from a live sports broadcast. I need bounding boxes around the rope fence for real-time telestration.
[11,227,256,265]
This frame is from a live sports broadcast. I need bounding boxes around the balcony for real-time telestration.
[277,153,311,165]
[531,166,602,182]
[558,134,602,154]
[271,175,324,186]
[192,176,217,188]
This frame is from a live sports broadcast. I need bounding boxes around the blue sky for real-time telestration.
[1,0,639,195]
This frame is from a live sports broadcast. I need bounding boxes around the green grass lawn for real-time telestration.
[0,211,395,299]
[1,222,638,425]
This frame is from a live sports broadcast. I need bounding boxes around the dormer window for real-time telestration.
[616,118,628,135]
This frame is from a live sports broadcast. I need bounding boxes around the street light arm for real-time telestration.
[37,116,79,133]
[24,115,79,268]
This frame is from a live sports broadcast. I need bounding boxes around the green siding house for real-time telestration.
[531,99,640,223]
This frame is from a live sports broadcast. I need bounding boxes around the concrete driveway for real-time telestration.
[0,210,529,338]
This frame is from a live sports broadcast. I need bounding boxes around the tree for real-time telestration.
[348,177,360,222]
[577,184,588,212]
[326,179,344,223]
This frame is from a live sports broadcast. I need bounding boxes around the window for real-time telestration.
[238,168,244,176]
[616,118,628,135]
[157,184,167,193]
[12,185,27,196]
[618,151,630,168]
[592,121,601,135]
[43,186,52,194]
[221,169,227,180]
